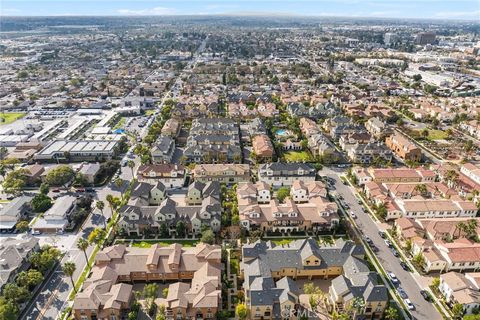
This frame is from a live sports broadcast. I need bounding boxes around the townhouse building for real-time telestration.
[258,163,316,188]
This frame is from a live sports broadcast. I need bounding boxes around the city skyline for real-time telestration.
[1,0,479,20]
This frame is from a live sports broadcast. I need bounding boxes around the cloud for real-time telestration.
[1,8,21,15]
[117,6,175,16]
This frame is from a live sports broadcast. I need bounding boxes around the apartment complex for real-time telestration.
[73,243,222,320]
[258,163,316,188]
[192,164,250,184]
[385,132,422,162]
[241,239,388,319]
[237,181,339,233]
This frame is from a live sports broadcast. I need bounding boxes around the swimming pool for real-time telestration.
[276,129,288,136]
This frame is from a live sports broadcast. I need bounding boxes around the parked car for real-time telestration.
[420,290,431,301]
[391,248,400,257]
[397,287,408,299]
[31,230,41,235]
[350,211,357,219]
[379,231,386,238]
[404,299,415,310]
[400,261,411,272]
[75,188,85,193]
[384,239,393,248]
[388,272,399,284]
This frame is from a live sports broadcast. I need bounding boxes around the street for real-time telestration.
[321,167,443,320]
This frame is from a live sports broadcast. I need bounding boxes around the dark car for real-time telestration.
[85,187,95,193]
[420,290,431,301]
[400,261,411,272]
[391,248,400,257]
[379,231,386,238]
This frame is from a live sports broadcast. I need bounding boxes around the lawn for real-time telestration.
[271,239,294,245]
[413,129,448,141]
[0,112,26,125]
[145,109,156,116]
[283,150,313,162]
[113,117,126,130]
[230,257,239,275]
[131,239,198,248]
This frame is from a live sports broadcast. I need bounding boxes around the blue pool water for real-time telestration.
[276,129,288,136]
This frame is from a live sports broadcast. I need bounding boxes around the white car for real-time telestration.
[388,272,399,284]
[404,299,415,310]
[349,211,357,219]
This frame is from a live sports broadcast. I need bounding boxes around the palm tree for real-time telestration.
[77,238,90,267]
[127,160,135,178]
[456,221,468,238]
[62,261,77,292]
[96,200,107,229]
[106,194,115,214]
[414,184,428,197]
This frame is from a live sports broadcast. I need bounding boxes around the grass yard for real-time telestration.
[0,112,26,125]
[413,129,448,141]
[271,239,294,245]
[113,117,126,130]
[145,109,156,116]
[283,150,313,162]
[131,239,198,248]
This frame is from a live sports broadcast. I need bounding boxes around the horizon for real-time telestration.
[1,0,479,21]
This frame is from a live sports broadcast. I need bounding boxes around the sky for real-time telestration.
[1,0,479,20]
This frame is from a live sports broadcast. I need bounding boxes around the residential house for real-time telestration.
[237,181,338,233]
[241,239,387,320]
[0,196,32,232]
[183,118,242,164]
[0,235,40,290]
[78,162,101,184]
[258,163,316,188]
[192,164,250,184]
[152,135,175,164]
[137,164,186,189]
[128,181,166,206]
[365,117,390,139]
[252,135,275,162]
[31,195,76,233]
[186,181,220,205]
[439,272,480,314]
[386,132,422,162]
[73,243,222,320]
[161,118,181,138]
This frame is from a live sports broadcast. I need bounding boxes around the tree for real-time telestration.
[15,269,43,288]
[2,283,30,303]
[421,128,429,139]
[128,160,135,177]
[31,193,53,213]
[142,283,158,316]
[114,177,124,189]
[29,246,61,272]
[159,223,169,238]
[0,297,18,320]
[236,303,248,320]
[2,169,28,194]
[45,165,74,187]
[413,74,422,82]
[106,194,120,217]
[200,229,215,244]
[39,182,50,195]
[162,288,169,298]
[414,184,428,197]
[176,221,186,238]
[156,304,166,320]
[62,262,77,292]
[96,200,107,229]
[431,277,440,292]
[452,303,464,319]
[88,227,106,245]
[15,220,29,233]
[77,238,90,267]
[384,306,398,320]
[276,186,290,203]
